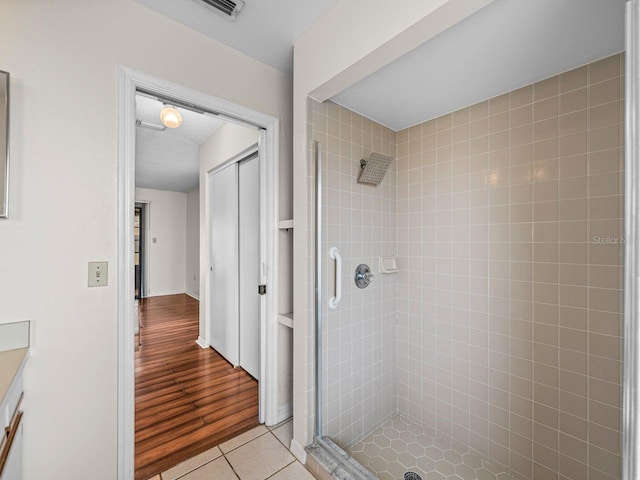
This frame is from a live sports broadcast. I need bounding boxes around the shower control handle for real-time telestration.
[355,264,374,289]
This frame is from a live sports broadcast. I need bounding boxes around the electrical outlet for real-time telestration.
[88,261,108,287]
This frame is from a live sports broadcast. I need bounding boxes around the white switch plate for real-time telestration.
[88,261,108,287]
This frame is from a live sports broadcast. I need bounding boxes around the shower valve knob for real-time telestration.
[355,264,374,289]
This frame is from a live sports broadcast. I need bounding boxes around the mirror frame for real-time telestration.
[0,70,8,219]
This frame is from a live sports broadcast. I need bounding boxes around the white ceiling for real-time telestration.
[135,94,226,192]
[134,0,338,73]
[332,0,627,131]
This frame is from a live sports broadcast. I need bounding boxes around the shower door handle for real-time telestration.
[329,247,342,309]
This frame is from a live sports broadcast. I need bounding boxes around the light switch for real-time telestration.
[88,261,108,287]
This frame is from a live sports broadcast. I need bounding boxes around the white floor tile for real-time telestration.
[161,446,223,480]
[271,420,293,448]
[225,433,295,480]
[267,461,316,480]
[179,457,238,480]
[219,425,269,454]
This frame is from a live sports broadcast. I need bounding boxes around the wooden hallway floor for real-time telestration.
[135,294,259,480]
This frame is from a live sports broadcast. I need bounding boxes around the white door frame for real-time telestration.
[117,66,280,480]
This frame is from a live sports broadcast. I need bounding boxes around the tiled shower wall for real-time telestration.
[396,53,624,480]
[309,98,399,448]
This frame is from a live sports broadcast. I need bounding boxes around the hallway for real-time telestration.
[135,294,259,480]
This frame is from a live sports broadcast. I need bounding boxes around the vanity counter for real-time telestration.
[0,348,27,409]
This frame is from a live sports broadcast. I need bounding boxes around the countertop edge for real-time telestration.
[0,348,28,414]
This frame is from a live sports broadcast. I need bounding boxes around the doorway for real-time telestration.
[118,67,281,480]
[134,202,147,299]
[133,94,262,478]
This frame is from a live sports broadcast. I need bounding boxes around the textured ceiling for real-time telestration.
[332,0,626,131]
[134,0,338,73]
[135,94,226,193]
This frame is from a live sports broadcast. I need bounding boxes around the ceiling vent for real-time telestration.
[197,0,245,20]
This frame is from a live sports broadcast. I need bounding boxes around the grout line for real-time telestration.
[263,459,297,479]
[222,455,241,480]
[220,427,271,455]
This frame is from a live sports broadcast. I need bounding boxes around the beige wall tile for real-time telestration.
[389,55,624,480]
[589,310,622,337]
[589,78,621,107]
[534,441,559,471]
[534,97,559,122]
[511,104,533,129]
[589,400,622,432]
[559,432,587,462]
[589,125,621,153]
[489,93,510,115]
[559,411,588,440]
[589,148,623,175]
[559,327,587,352]
[534,77,559,101]
[559,369,587,397]
[589,377,621,408]
[559,454,587,480]
[589,55,621,84]
[559,390,587,419]
[559,132,587,157]
[511,86,533,108]
[559,306,587,331]
[589,101,622,130]
[559,109,588,136]
[560,66,587,93]
[559,88,587,115]
[589,422,621,455]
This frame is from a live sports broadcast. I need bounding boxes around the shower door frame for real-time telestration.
[624,1,640,478]
[314,140,323,439]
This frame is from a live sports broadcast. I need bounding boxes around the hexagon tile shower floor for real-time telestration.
[348,416,520,480]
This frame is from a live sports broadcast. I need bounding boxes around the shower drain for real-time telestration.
[404,473,422,480]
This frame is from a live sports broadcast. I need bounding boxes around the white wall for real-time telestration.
[186,187,200,298]
[0,0,291,478]
[198,122,258,343]
[135,187,187,297]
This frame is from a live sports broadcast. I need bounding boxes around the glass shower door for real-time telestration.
[313,98,398,462]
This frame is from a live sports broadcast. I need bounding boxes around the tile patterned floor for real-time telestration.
[153,419,315,480]
[348,416,519,480]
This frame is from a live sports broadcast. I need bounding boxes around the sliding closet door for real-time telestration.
[208,164,239,366]
[238,154,260,379]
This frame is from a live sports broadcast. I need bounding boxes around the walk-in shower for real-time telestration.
[309,46,627,479]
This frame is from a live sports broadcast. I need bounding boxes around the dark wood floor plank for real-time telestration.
[134,294,259,480]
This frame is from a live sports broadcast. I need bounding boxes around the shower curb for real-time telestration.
[305,437,377,480]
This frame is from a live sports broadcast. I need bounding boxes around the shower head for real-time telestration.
[358,152,394,185]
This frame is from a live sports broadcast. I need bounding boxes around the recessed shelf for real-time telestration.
[279,219,294,230]
[278,312,293,328]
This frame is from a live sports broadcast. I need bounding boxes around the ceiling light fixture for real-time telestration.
[160,105,182,128]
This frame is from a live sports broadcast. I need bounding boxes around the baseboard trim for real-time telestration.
[196,336,209,349]
[290,437,307,463]
[276,403,292,424]
[185,291,200,301]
